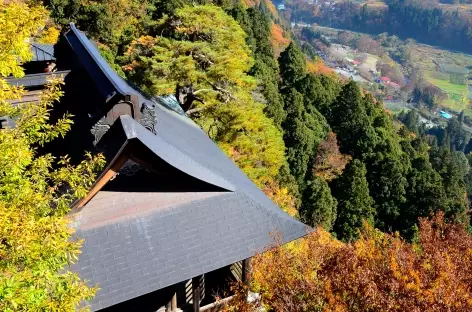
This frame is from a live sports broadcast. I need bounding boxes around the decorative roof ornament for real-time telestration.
[139,103,157,134]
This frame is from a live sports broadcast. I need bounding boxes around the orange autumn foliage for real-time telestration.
[306,58,334,76]
[241,0,278,18]
[241,0,257,6]
[270,23,290,50]
[313,132,351,182]
[231,212,472,312]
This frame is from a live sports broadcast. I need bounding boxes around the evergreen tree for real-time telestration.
[402,157,447,236]
[300,175,337,231]
[332,159,375,241]
[251,55,285,126]
[278,42,306,87]
[446,118,469,152]
[295,73,340,115]
[398,109,420,134]
[282,88,329,189]
[328,80,378,159]
[429,148,468,223]
[230,6,286,127]
[368,156,408,232]
[229,4,256,52]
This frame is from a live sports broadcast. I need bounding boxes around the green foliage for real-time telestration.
[123,5,286,188]
[0,3,48,78]
[332,159,375,242]
[402,157,447,236]
[0,2,105,310]
[447,118,470,152]
[398,109,421,134]
[123,5,255,105]
[47,0,148,51]
[300,175,337,231]
[429,148,469,223]
[282,88,329,189]
[201,92,286,188]
[368,156,408,232]
[98,45,126,78]
[252,58,286,127]
[231,5,286,127]
[278,42,306,87]
[295,73,340,115]
[328,80,378,159]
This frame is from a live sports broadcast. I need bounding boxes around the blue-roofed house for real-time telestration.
[440,111,453,119]
[28,24,309,312]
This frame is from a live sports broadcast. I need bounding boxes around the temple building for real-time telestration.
[9,24,308,312]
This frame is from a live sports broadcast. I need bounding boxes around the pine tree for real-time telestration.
[368,156,408,232]
[328,80,378,159]
[278,42,307,87]
[282,88,329,189]
[401,157,447,237]
[332,159,375,241]
[300,175,337,230]
[429,148,468,223]
[295,73,340,115]
[232,6,286,127]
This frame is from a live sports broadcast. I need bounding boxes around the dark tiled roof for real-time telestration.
[64,25,309,311]
[5,71,69,88]
[71,190,305,310]
[31,43,55,62]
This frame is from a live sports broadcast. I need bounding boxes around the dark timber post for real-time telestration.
[192,276,201,312]
[242,258,252,286]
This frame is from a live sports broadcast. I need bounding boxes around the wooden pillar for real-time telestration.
[192,276,201,312]
[171,292,177,312]
[242,258,252,286]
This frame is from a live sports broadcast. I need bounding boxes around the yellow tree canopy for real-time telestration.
[0,2,104,310]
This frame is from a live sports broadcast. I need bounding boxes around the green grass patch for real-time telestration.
[384,101,409,113]
[425,71,469,94]
[429,71,449,80]
[424,70,470,111]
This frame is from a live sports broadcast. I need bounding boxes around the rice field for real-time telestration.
[424,70,469,112]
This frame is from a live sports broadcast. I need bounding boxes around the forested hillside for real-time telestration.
[285,0,472,54]
[3,0,472,310]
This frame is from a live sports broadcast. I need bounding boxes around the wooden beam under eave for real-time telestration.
[74,152,129,209]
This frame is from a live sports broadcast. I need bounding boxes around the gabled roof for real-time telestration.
[65,24,184,114]
[65,25,308,311]
[31,43,55,62]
